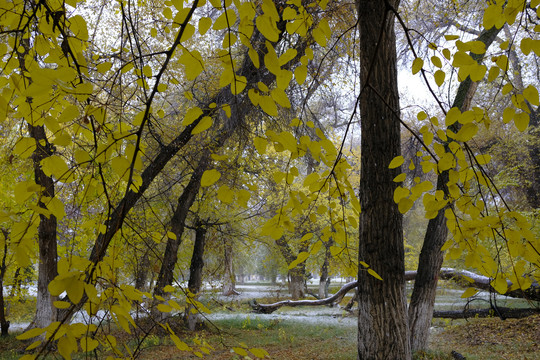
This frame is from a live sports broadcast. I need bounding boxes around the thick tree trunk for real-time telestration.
[222,239,237,296]
[408,175,448,352]
[134,250,151,292]
[27,124,59,332]
[186,222,207,330]
[153,153,209,299]
[408,26,502,353]
[275,236,308,300]
[16,36,59,332]
[357,1,411,359]
[288,269,306,300]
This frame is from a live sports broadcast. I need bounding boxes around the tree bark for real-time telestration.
[275,236,308,300]
[222,238,237,296]
[153,153,209,299]
[408,25,502,353]
[433,307,539,319]
[0,229,9,336]
[186,222,207,330]
[357,0,411,359]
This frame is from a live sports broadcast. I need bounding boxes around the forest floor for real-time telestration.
[0,283,538,359]
[0,310,538,359]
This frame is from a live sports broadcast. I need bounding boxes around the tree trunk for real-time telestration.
[186,222,207,330]
[16,35,59,332]
[0,229,9,336]
[318,239,332,299]
[153,153,209,299]
[408,189,448,352]
[357,1,411,359]
[222,238,237,296]
[134,250,151,292]
[408,26,501,353]
[27,123,59,331]
[288,268,306,300]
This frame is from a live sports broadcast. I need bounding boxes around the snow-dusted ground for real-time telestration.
[6,282,530,333]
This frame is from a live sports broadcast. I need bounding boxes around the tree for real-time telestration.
[356,0,411,358]
[2,0,540,359]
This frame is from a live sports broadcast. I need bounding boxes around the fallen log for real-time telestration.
[409,268,540,301]
[249,268,539,314]
[433,307,540,319]
[249,281,358,314]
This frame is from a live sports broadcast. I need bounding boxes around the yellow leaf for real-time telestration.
[259,95,278,116]
[41,155,69,180]
[17,328,46,340]
[191,116,213,134]
[271,88,291,108]
[53,301,71,309]
[81,337,99,352]
[14,137,37,159]
[431,56,442,68]
[213,9,237,31]
[233,347,248,356]
[250,347,269,358]
[487,66,500,82]
[393,186,410,203]
[256,14,279,42]
[475,154,491,165]
[367,268,383,281]
[388,156,404,169]
[157,304,173,312]
[491,275,508,294]
[434,70,445,87]
[288,252,309,269]
[199,17,212,35]
[143,65,152,78]
[217,185,234,203]
[398,198,414,214]
[201,169,221,187]
[514,112,530,132]
[311,241,322,254]
[445,107,461,126]
[455,122,478,142]
[163,285,176,292]
[171,334,191,351]
[393,173,406,182]
[231,76,247,95]
[460,287,479,298]
[179,50,204,80]
[67,278,84,304]
[294,65,307,85]
[523,85,539,106]
[254,136,267,155]
[412,58,423,75]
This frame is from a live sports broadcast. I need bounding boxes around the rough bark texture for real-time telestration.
[153,153,209,299]
[408,166,449,353]
[275,236,307,300]
[27,124,59,331]
[134,250,151,292]
[186,222,207,330]
[357,1,410,358]
[408,25,502,353]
